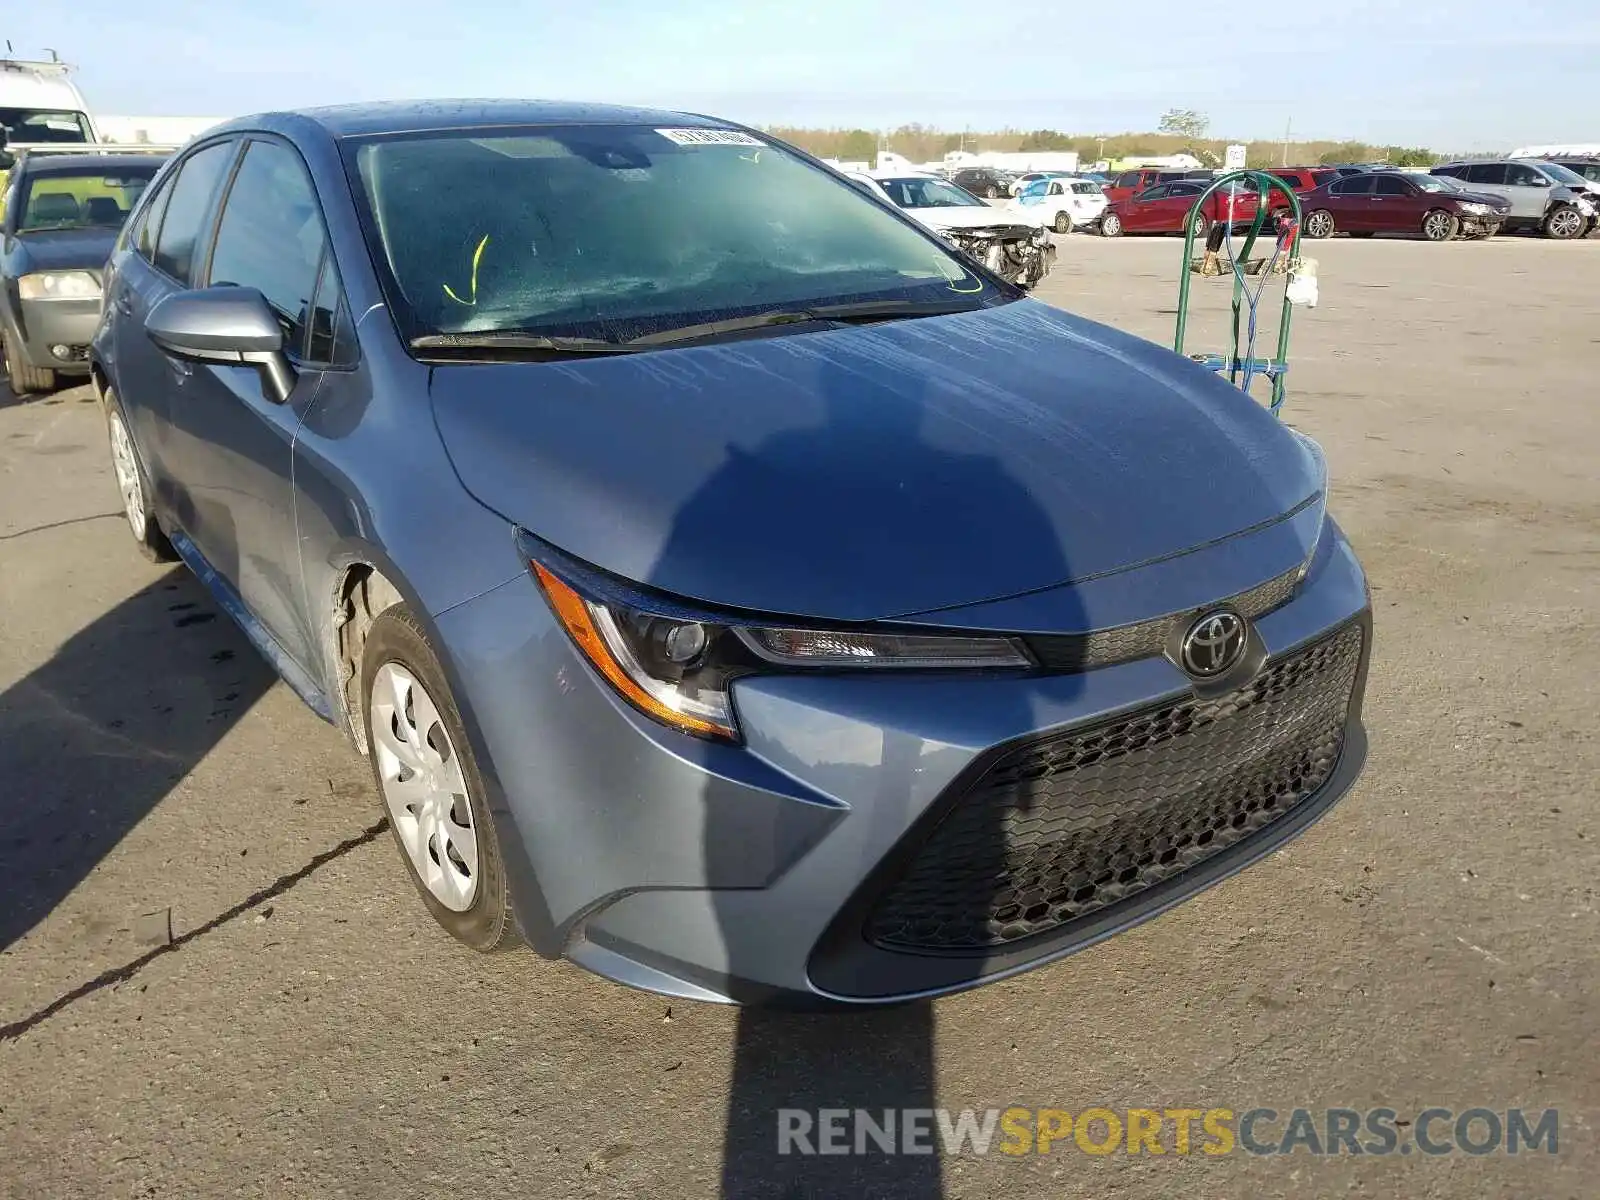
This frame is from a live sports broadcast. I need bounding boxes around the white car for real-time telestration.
[845,172,1056,289]
[1012,177,1109,233]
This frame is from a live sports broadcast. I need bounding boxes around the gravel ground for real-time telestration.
[1,233,1596,1199]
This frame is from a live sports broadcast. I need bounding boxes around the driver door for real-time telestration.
[1123,184,1169,231]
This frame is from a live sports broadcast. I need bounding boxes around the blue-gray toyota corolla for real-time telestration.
[91,101,1371,1007]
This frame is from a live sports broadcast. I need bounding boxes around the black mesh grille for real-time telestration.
[1025,563,1303,672]
[866,622,1363,953]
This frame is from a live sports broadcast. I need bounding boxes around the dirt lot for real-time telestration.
[2,234,1596,1199]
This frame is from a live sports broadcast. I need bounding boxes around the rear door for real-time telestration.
[161,135,346,675]
[1500,162,1552,220]
[107,139,239,518]
[1462,163,1515,214]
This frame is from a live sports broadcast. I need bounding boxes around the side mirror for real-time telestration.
[145,286,297,404]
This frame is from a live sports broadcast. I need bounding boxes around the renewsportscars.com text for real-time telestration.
[777,1106,1559,1158]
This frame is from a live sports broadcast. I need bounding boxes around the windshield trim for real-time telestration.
[338,123,1024,352]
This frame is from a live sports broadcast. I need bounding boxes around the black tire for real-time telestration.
[1304,209,1335,239]
[2,333,56,395]
[1189,212,1210,240]
[1421,209,1459,242]
[361,605,520,953]
[1100,211,1123,237]
[103,389,177,562]
[1542,205,1585,239]
[1053,210,1073,234]
[986,185,1001,199]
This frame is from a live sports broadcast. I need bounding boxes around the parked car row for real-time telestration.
[1093,159,1599,243]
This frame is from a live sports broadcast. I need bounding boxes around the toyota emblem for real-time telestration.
[1180,610,1247,677]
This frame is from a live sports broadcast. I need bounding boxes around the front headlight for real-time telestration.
[1459,202,1489,215]
[531,549,1031,741]
[18,270,101,301]
[1577,198,1596,216]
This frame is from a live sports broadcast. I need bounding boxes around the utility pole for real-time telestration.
[1281,118,1292,166]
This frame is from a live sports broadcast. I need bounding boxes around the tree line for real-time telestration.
[762,124,1445,169]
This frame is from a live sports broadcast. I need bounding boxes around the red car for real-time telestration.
[1267,167,1339,196]
[1099,179,1262,237]
[1101,167,1213,205]
[1298,171,1511,241]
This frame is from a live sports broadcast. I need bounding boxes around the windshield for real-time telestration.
[1406,173,1454,193]
[1537,162,1589,186]
[351,127,1010,342]
[875,176,988,209]
[0,107,92,144]
[16,167,156,232]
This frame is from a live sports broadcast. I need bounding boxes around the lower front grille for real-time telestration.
[866,622,1365,953]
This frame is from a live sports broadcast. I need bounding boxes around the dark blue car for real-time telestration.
[91,101,1371,1006]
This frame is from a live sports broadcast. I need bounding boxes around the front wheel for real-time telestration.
[1100,212,1123,237]
[1543,205,1585,239]
[362,605,520,952]
[1189,212,1210,241]
[985,185,1001,199]
[1422,209,1459,241]
[1053,210,1073,234]
[103,390,177,562]
[1304,209,1335,239]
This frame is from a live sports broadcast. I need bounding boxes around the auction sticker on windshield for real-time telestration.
[655,128,764,147]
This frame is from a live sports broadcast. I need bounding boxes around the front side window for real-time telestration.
[15,166,157,232]
[348,126,1011,344]
[152,141,235,283]
[1504,163,1546,187]
[206,140,327,354]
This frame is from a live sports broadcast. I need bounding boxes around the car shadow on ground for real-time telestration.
[0,564,275,953]
[642,346,1083,1196]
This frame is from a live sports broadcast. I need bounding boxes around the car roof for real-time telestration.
[17,152,167,174]
[207,99,731,140]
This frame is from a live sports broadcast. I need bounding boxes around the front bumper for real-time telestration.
[7,296,100,373]
[438,518,1371,1006]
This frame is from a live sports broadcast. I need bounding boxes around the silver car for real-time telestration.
[1429,159,1597,239]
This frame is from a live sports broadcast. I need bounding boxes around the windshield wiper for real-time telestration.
[409,332,641,357]
[628,299,993,347]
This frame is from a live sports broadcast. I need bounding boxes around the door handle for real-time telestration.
[114,293,134,315]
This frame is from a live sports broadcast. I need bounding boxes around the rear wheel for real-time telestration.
[1543,205,1585,239]
[1053,210,1073,234]
[362,605,520,952]
[103,390,177,562]
[1422,209,1459,241]
[2,334,56,396]
[1304,209,1335,239]
[1100,211,1123,237]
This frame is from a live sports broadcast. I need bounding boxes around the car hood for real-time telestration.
[9,227,120,276]
[904,205,1047,232]
[430,300,1322,622]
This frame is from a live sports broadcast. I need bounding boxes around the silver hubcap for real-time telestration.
[371,663,479,912]
[1425,213,1451,239]
[108,412,147,540]
[1550,210,1580,237]
[1104,215,1119,235]
[1309,213,1332,236]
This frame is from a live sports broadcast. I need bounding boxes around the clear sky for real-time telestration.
[6,1,1596,149]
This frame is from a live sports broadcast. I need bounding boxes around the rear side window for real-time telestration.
[1432,165,1464,178]
[1464,163,1507,185]
[1114,172,1140,188]
[1312,170,1336,186]
[205,139,327,355]
[1330,176,1375,196]
[152,142,234,282]
[131,175,173,261]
